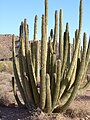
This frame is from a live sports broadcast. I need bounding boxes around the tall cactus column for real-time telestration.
[59,9,63,61]
[40,0,48,110]
[40,15,47,110]
[45,0,48,41]
[32,15,40,84]
[51,10,58,96]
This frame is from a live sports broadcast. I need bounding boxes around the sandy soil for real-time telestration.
[0,89,89,120]
[0,72,90,120]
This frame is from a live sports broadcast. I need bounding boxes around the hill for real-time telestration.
[0,34,19,60]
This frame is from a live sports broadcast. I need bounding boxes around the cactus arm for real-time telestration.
[47,36,52,74]
[36,41,40,84]
[50,11,58,96]
[59,31,86,113]
[73,38,75,53]
[23,75,35,104]
[50,29,53,40]
[46,33,53,76]
[48,29,53,55]
[19,37,34,106]
[56,33,86,114]
[40,0,48,109]
[53,0,83,112]
[31,41,37,82]
[66,65,77,91]
[12,34,27,105]
[85,38,90,69]
[78,41,81,60]
[34,15,38,41]
[51,54,56,93]
[79,0,82,32]
[60,87,73,104]
[60,58,79,101]
[29,60,40,105]
[19,22,35,106]
[53,10,58,54]
[59,23,69,98]
[59,9,63,61]
[46,74,52,113]
[66,0,82,82]
[80,37,90,87]
[75,29,79,48]
[54,59,85,113]
[79,76,90,92]
[19,23,35,105]
[45,0,48,41]
[32,15,38,75]
[61,23,69,76]
[49,30,54,55]
[24,19,39,105]
[40,15,47,110]
[68,31,71,64]
[80,32,87,77]
[12,77,23,107]
[53,73,57,84]
[52,60,61,109]
[68,40,71,65]
[65,52,80,92]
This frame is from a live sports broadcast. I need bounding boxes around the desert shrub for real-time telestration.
[0,61,13,73]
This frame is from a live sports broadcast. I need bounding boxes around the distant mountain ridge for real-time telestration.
[0,34,19,60]
[0,34,80,62]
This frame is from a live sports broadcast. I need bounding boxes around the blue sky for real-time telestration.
[0,0,90,43]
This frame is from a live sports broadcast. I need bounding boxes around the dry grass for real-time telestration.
[0,60,20,74]
[0,61,13,73]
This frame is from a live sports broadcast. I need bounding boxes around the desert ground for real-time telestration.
[0,71,90,120]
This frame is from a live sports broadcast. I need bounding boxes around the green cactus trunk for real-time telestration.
[40,15,47,110]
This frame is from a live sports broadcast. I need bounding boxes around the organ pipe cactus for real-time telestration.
[32,15,39,82]
[12,0,90,113]
[59,9,63,61]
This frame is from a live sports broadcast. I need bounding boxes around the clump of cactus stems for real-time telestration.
[12,0,90,113]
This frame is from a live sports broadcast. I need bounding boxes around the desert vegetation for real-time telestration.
[0,0,90,119]
[0,61,13,73]
[12,0,90,114]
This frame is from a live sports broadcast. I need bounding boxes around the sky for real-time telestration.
[0,0,90,43]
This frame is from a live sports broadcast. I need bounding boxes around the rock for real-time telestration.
[0,34,19,60]
[56,114,66,120]
[0,72,16,106]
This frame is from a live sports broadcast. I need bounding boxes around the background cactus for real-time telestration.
[12,0,90,113]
